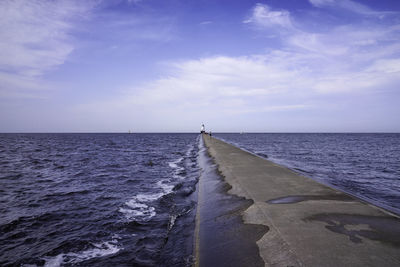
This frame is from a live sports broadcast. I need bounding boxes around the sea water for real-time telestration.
[0,133,199,266]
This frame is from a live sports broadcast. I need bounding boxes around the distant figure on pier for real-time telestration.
[200,124,205,134]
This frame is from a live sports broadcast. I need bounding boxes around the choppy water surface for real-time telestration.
[215,133,400,215]
[0,133,200,266]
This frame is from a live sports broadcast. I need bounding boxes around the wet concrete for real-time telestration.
[267,194,355,204]
[305,213,400,247]
[195,138,267,267]
[202,134,400,266]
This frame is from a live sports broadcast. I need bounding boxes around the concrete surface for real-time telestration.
[200,134,400,267]
[195,137,267,267]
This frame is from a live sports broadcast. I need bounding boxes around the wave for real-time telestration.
[157,180,174,194]
[168,143,196,180]
[119,181,174,222]
[42,239,120,267]
[168,157,185,179]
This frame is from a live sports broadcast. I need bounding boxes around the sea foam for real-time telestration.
[43,240,120,267]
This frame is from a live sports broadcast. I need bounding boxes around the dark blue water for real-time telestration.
[0,133,200,266]
[215,133,400,215]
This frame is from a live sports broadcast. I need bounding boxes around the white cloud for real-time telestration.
[242,2,400,93]
[72,54,313,130]
[127,0,144,4]
[244,3,293,29]
[309,0,334,6]
[0,0,95,96]
[367,59,400,74]
[199,21,213,25]
[309,0,392,16]
[133,55,310,103]
[288,24,397,58]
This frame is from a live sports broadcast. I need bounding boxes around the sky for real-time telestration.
[0,0,400,132]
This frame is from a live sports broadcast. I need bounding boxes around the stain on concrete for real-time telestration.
[305,213,400,247]
[267,194,354,204]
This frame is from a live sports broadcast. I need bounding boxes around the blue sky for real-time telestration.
[1,0,399,132]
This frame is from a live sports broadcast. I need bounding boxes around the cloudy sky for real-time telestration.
[1,0,399,132]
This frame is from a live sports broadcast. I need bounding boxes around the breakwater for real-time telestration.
[197,134,400,266]
[214,133,400,215]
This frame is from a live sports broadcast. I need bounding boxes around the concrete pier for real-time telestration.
[197,134,400,266]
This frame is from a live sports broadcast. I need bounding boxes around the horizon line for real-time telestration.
[1,131,399,134]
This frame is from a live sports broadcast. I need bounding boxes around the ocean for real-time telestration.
[0,133,200,266]
[1,133,399,266]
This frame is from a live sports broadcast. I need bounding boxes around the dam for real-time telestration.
[195,134,400,266]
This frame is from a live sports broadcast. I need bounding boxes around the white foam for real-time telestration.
[119,177,176,222]
[169,157,185,179]
[118,206,156,220]
[125,200,149,209]
[168,162,178,169]
[119,196,157,221]
[168,214,177,231]
[119,192,166,221]
[186,144,194,157]
[43,240,120,267]
[44,254,64,267]
[168,157,183,169]
[157,180,174,194]
[112,234,122,240]
[135,192,165,202]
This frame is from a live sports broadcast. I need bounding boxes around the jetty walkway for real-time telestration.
[196,134,400,266]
